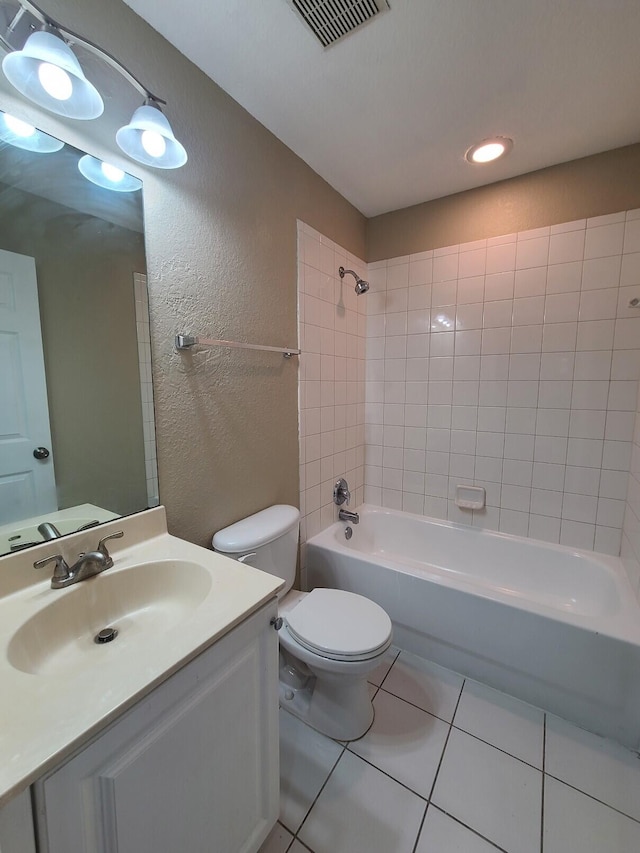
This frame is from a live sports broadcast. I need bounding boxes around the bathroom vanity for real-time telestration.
[0,508,282,853]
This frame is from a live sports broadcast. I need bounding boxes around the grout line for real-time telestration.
[293,742,347,841]
[430,804,510,853]
[375,682,461,728]
[540,714,546,853]
[410,678,466,853]
[410,801,430,853]
[343,745,429,802]
[449,722,544,773]
[543,773,640,826]
[374,646,401,691]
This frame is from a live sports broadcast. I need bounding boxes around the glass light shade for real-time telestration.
[78,154,142,192]
[2,30,104,120]
[0,110,64,153]
[116,103,187,169]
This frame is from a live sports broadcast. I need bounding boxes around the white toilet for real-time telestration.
[212,504,392,741]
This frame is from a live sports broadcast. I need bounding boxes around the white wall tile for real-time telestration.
[545,292,580,323]
[432,253,458,283]
[584,223,625,259]
[346,211,640,562]
[547,261,582,293]
[620,252,640,287]
[514,266,547,298]
[579,288,618,321]
[485,271,515,302]
[560,519,595,549]
[513,296,545,326]
[515,236,549,269]
[542,322,577,352]
[511,324,543,353]
[549,229,585,264]
[486,242,516,274]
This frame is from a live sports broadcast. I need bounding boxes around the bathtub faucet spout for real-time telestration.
[338,509,359,524]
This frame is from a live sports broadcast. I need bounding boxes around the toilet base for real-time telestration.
[278,665,375,741]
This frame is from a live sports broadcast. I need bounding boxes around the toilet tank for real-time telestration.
[212,505,300,596]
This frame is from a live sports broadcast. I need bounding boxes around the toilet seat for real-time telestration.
[284,588,392,662]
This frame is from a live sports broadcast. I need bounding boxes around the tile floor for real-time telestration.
[260,647,640,853]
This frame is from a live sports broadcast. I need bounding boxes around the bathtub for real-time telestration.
[305,505,640,750]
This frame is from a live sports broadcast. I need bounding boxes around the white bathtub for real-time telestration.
[305,505,640,750]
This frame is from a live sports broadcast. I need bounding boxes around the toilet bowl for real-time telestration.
[212,505,392,740]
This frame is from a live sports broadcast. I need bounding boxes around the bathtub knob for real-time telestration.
[270,617,283,631]
[334,477,351,506]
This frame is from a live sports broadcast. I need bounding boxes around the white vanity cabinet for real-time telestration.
[0,791,37,853]
[33,600,279,853]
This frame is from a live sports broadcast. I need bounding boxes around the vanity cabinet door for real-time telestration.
[34,600,279,853]
[0,790,37,853]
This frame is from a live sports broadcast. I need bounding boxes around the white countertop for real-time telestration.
[0,507,282,807]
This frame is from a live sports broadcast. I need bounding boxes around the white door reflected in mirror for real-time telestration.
[0,248,57,524]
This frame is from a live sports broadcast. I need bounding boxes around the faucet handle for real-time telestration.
[97,531,124,562]
[334,477,351,507]
[33,554,70,581]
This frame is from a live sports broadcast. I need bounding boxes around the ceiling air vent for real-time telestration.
[286,0,390,48]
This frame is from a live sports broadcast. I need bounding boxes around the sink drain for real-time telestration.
[94,627,118,644]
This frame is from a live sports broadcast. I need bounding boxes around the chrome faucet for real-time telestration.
[38,522,62,541]
[33,531,124,589]
[338,508,360,524]
[334,478,358,522]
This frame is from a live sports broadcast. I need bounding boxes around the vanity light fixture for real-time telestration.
[0,109,63,152]
[116,101,187,170]
[465,136,513,164]
[2,27,103,119]
[1,0,187,169]
[78,154,142,192]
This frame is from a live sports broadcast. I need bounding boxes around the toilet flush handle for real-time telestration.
[237,553,256,564]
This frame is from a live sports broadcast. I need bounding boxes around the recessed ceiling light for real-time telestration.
[465,137,513,164]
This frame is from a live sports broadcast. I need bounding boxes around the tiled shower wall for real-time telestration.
[297,222,366,567]
[364,210,640,556]
[622,363,640,598]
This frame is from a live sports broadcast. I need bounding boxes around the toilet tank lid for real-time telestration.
[212,504,300,553]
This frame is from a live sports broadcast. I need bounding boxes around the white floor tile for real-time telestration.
[380,650,464,721]
[545,715,640,821]
[454,679,544,768]
[349,688,450,798]
[416,806,501,853]
[278,709,343,833]
[432,728,541,853]
[288,842,312,853]
[298,750,425,853]
[368,644,400,686]
[544,776,640,853]
[258,822,294,853]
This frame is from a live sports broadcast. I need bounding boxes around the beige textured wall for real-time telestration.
[0,0,365,547]
[367,144,640,261]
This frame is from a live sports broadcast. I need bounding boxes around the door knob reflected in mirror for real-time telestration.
[33,447,50,460]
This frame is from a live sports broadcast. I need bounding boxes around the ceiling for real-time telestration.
[123,0,640,217]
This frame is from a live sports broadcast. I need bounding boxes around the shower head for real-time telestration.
[339,266,370,295]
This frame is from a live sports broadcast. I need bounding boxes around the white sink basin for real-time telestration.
[8,560,212,676]
[0,506,283,808]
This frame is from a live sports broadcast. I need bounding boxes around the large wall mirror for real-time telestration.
[0,116,157,556]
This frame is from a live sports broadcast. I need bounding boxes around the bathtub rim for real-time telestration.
[305,503,640,647]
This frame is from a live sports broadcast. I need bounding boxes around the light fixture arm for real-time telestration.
[2,0,166,105]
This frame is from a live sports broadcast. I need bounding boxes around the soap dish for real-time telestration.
[455,485,485,510]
